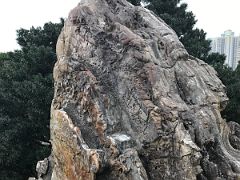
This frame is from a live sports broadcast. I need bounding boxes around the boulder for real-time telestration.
[41,0,240,179]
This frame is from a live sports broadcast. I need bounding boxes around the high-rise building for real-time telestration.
[210,37,224,54]
[210,30,240,70]
[235,36,240,69]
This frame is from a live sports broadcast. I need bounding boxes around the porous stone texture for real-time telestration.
[228,122,240,151]
[36,158,48,178]
[42,0,240,179]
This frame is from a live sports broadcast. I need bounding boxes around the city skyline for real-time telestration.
[210,30,240,70]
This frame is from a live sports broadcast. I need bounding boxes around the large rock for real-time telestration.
[43,0,240,179]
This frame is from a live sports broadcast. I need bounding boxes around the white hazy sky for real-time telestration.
[0,0,80,52]
[183,0,240,38]
[0,0,239,52]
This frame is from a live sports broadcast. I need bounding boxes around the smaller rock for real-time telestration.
[36,158,49,178]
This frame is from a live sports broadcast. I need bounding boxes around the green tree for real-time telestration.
[220,65,240,123]
[0,20,63,180]
[205,52,226,66]
[181,29,211,60]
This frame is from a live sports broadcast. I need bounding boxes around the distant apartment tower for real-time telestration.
[235,37,240,69]
[210,37,224,54]
[210,30,240,70]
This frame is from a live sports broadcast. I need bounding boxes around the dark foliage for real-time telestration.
[0,20,63,179]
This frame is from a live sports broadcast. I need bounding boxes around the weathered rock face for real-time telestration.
[42,0,240,179]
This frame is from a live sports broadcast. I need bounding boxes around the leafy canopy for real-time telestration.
[0,20,63,180]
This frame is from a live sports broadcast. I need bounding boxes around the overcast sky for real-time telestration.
[0,0,80,52]
[183,0,240,38]
[0,0,239,52]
